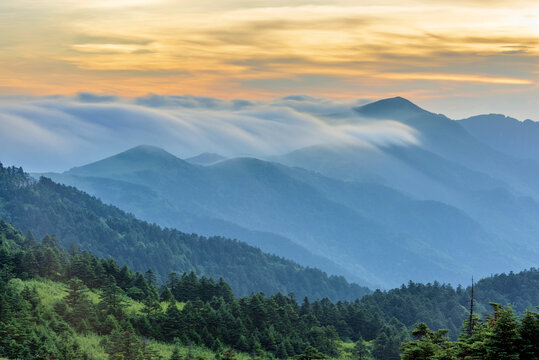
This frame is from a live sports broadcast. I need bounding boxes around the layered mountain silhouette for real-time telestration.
[2,163,370,300]
[355,98,539,200]
[40,97,539,288]
[459,114,539,162]
[278,98,539,268]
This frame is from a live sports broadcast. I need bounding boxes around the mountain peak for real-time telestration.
[355,96,430,120]
[102,144,182,164]
[123,144,172,156]
[68,144,189,176]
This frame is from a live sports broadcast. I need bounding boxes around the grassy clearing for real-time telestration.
[9,278,68,308]
[74,333,109,360]
[333,339,374,360]
[8,278,185,315]
[122,296,185,316]
[6,279,221,359]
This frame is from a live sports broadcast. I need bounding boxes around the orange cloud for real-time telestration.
[377,73,534,85]
[0,0,537,116]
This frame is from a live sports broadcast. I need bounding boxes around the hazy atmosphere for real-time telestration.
[1,94,420,172]
[1,1,538,359]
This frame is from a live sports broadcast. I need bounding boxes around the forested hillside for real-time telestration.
[0,163,369,301]
[400,305,539,360]
[1,221,538,360]
[0,221,400,359]
[44,145,506,288]
[359,269,539,339]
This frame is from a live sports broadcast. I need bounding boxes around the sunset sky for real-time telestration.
[0,0,538,118]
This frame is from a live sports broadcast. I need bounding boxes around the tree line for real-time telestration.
[1,221,538,359]
[401,304,538,359]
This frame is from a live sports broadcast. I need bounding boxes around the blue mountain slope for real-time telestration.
[459,114,539,162]
[38,97,539,288]
[38,170,370,286]
[276,97,539,278]
[42,145,517,288]
[356,98,539,200]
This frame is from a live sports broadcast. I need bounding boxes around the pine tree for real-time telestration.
[145,269,157,287]
[400,323,454,360]
[104,325,142,360]
[519,309,539,360]
[65,278,89,308]
[276,341,289,359]
[141,341,162,360]
[212,338,223,352]
[294,346,326,360]
[163,301,184,341]
[235,335,250,352]
[467,277,475,337]
[484,304,521,360]
[352,339,370,360]
[161,286,174,302]
[372,332,400,360]
[169,347,182,360]
[99,277,126,319]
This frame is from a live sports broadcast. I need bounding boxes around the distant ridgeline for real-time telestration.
[0,163,369,301]
[37,99,539,290]
[1,221,538,360]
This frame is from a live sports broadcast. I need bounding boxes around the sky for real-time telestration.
[0,0,538,119]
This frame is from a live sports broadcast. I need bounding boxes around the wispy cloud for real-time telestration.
[0,0,537,118]
[377,73,533,85]
[0,94,418,172]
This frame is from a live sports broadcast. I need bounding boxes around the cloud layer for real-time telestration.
[0,0,537,119]
[0,95,418,172]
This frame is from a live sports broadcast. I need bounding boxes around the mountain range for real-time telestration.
[39,96,539,288]
[0,163,369,301]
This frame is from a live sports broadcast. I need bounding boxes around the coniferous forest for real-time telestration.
[1,163,538,359]
[1,221,538,360]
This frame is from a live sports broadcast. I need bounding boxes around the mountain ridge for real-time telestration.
[355,96,433,120]
[459,114,539,162]
[69,144,195,177]
[42,145,520,288]
[0,162,370,300]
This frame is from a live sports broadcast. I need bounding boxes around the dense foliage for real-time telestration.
[1,221,538,359]
[359,270,539,340]
[0,221,397,359]
[0,163,369,301]
[400,304,539,359]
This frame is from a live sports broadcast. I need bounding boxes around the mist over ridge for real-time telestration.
[0,94,423,172]
[4,93,539,288]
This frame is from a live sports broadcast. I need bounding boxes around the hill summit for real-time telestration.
[355,96,431,119]
[68,144,191,176]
